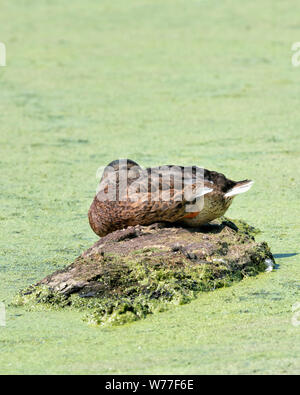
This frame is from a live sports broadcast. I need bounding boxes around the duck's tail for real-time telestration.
[224,180,254,198]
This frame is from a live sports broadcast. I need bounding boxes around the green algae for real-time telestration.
[13,223,272,327]
[1,0,300,374]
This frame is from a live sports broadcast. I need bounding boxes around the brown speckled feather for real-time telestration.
[88,159,253,237]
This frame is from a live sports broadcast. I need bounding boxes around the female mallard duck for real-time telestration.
[88,159,253,237]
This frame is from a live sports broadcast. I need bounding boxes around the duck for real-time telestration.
[88,159,253,237]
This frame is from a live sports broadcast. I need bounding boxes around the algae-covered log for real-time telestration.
[14,219,275,326]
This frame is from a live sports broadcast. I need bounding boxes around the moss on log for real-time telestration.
[14,218,275,326]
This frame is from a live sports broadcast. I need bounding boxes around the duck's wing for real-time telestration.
[142,165,213,202]
[90,165,212,236]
